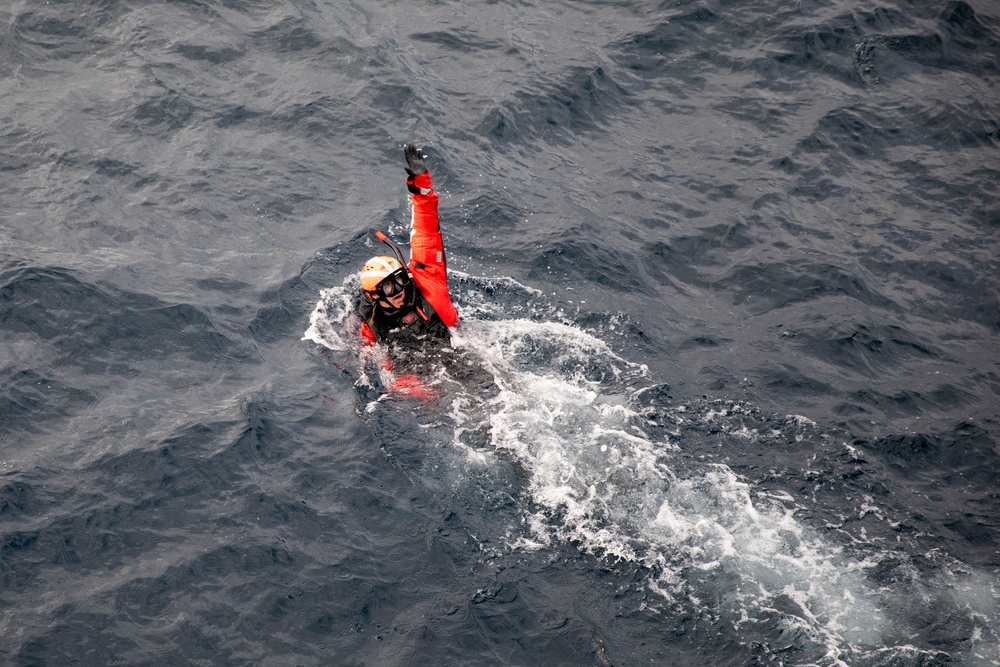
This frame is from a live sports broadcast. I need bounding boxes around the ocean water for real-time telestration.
[1,0,998,665]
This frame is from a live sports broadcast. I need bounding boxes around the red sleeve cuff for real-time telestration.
[410,172,432,190]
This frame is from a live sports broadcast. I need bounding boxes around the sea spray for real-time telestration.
[305,275,998,665]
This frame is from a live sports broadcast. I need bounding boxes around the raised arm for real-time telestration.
[403,145,458,328]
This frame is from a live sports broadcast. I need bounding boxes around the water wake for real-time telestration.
[305,276,998,666]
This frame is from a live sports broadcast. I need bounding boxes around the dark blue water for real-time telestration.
[2,0,998,665]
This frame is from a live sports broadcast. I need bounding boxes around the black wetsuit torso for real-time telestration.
[355,289,498,400]
[355,291,451,347]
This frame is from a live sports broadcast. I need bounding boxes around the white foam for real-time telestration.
[451,318,890,661]
[302,277,356,351]
[448,269,544,298]
[303,276,998,664]
[787,414,818,427]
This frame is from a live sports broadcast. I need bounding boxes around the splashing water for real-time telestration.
[456,317,889,664]
[305,274,999,666]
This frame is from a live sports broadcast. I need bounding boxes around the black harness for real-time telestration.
[357,290,450,344]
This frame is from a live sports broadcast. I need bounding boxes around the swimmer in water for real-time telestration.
[355,144,459,347]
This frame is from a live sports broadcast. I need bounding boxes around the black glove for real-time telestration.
[404,144,430,195]
[404,144,427,176]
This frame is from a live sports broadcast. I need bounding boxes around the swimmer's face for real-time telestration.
[368,267,410,310]
[384,289,406,309]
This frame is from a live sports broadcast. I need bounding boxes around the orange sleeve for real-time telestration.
[407,172,458,327]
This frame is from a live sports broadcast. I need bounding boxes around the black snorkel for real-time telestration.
[374,230,407,267]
